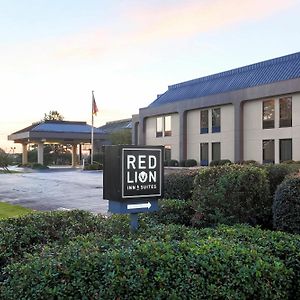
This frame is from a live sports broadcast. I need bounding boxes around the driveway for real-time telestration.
[0,168,108,214]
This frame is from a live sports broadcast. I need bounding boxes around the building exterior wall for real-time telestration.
[186,104,235,163]
[145,113,180,160]
[244,93,300,163]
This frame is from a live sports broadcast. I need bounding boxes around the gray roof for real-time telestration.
[149,52,300,107]
[13,121,104,135]
[99,118,132,133]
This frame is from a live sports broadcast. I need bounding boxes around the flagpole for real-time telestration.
[91,90,95,164]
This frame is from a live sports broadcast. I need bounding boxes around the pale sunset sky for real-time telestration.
[1,0,300,152]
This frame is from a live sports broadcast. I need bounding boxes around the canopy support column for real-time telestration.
[22,143,28,165]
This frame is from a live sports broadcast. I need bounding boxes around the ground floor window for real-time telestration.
[165,145,171,161]
[263,139,275,164]
[200,143,209,166]
[212,142,221,162]
[280,139,292,162]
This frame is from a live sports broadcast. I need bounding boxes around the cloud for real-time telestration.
[48,0,297,61]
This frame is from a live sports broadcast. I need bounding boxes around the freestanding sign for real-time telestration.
[103,145,164,229]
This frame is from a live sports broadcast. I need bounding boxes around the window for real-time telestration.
[165,145,171,161]
[263,100,275,129]
[212,142,221,162]
[164,115,172,136]
[280,97,292,128]
[280,139,292,162]
[212,108,221,133]
[200,143,209,166]
[156,117,163,137]
[200,110,208,134]
[156,115,172,137]
[263,139,274,164]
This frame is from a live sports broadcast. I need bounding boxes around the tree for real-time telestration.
[0,148,11,171]
[109,129,132,145]
[43,110,64,121]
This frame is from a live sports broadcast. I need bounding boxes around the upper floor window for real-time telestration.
[212,108,221,133]
[200,110,209,134]
[164,115,172,136]
[156,115,172,137]
[280,97,292,128]
[263,99,275,129]
[156,117,163,137]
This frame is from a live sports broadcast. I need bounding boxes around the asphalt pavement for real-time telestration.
[0,167,108,214]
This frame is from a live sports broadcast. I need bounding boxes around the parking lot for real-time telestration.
[0,168,108,214]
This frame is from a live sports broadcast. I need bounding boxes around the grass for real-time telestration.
[0,202,33,220]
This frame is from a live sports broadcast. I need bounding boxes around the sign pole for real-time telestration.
[130,213,139,231]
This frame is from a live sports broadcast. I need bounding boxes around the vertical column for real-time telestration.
[179,110,187,162]
[22,143,28,165]
[37,142,44,165]
[138,116,146,146]
[233,101,243,163]
[72,144,78,167]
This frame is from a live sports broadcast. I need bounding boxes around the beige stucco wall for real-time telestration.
[145,113,180,160]
[243,93,300,163]
[186,104,235,163]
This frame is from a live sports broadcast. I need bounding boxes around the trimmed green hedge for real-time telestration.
[1,223,297,299]
[273,176,300,234]
[148,199,194,226]
[164,169,198,200]
[191,164,270,227]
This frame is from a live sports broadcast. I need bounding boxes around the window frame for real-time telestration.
[212,142,221,162]
[262,139,275,164]
[156,116,163,137]
[279,97,292,128]
[200,143,209,166]
[200,110,209,134]
[212,108,221,133]
[279,139,292,163]
[262,99,275,129]
[164,115,172,137]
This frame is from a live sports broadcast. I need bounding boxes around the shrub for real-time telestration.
[185,159,197,167]
[209,159,232,167]
[1,227,292,300]
[191,164,270,227]
[239,160,259,165]
[262,164,299,197]
[84,162,103,170]
[169,159,179,167]
[164,169,198,200]
[273,176,300,234]
[0,210,111,272]
[148,199,194,226]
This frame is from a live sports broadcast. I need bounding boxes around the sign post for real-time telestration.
[103,145,164,230]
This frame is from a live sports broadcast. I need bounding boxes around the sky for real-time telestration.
[1,0,300,152]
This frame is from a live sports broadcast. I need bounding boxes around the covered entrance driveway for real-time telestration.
[8,120,106,167]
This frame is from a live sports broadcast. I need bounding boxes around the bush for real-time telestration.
[262,164,299,197]
[191,164,270,227]
[185,159,197,167]
[148,199,194,226]
[164,169,198,200]
[0,210,111,272]
[273,176,300,234]
[1,226,293,300]
[209,159,232,167]
[84,162,103,170]
[237,160,259,165]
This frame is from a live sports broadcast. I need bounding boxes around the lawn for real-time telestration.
[0,202,33,219]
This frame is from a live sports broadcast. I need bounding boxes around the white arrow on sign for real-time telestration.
[127,202,151,210]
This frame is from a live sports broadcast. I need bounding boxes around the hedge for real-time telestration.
[1,224,295,299]
[273,176,300,234]
[191,164,270,227]
[148,199,194,226]
[164,169,198,200]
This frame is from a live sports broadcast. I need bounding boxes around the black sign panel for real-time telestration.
[103,145,164,202]
[122,148,162,198]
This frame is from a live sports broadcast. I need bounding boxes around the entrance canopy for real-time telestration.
[8,120,107,166]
